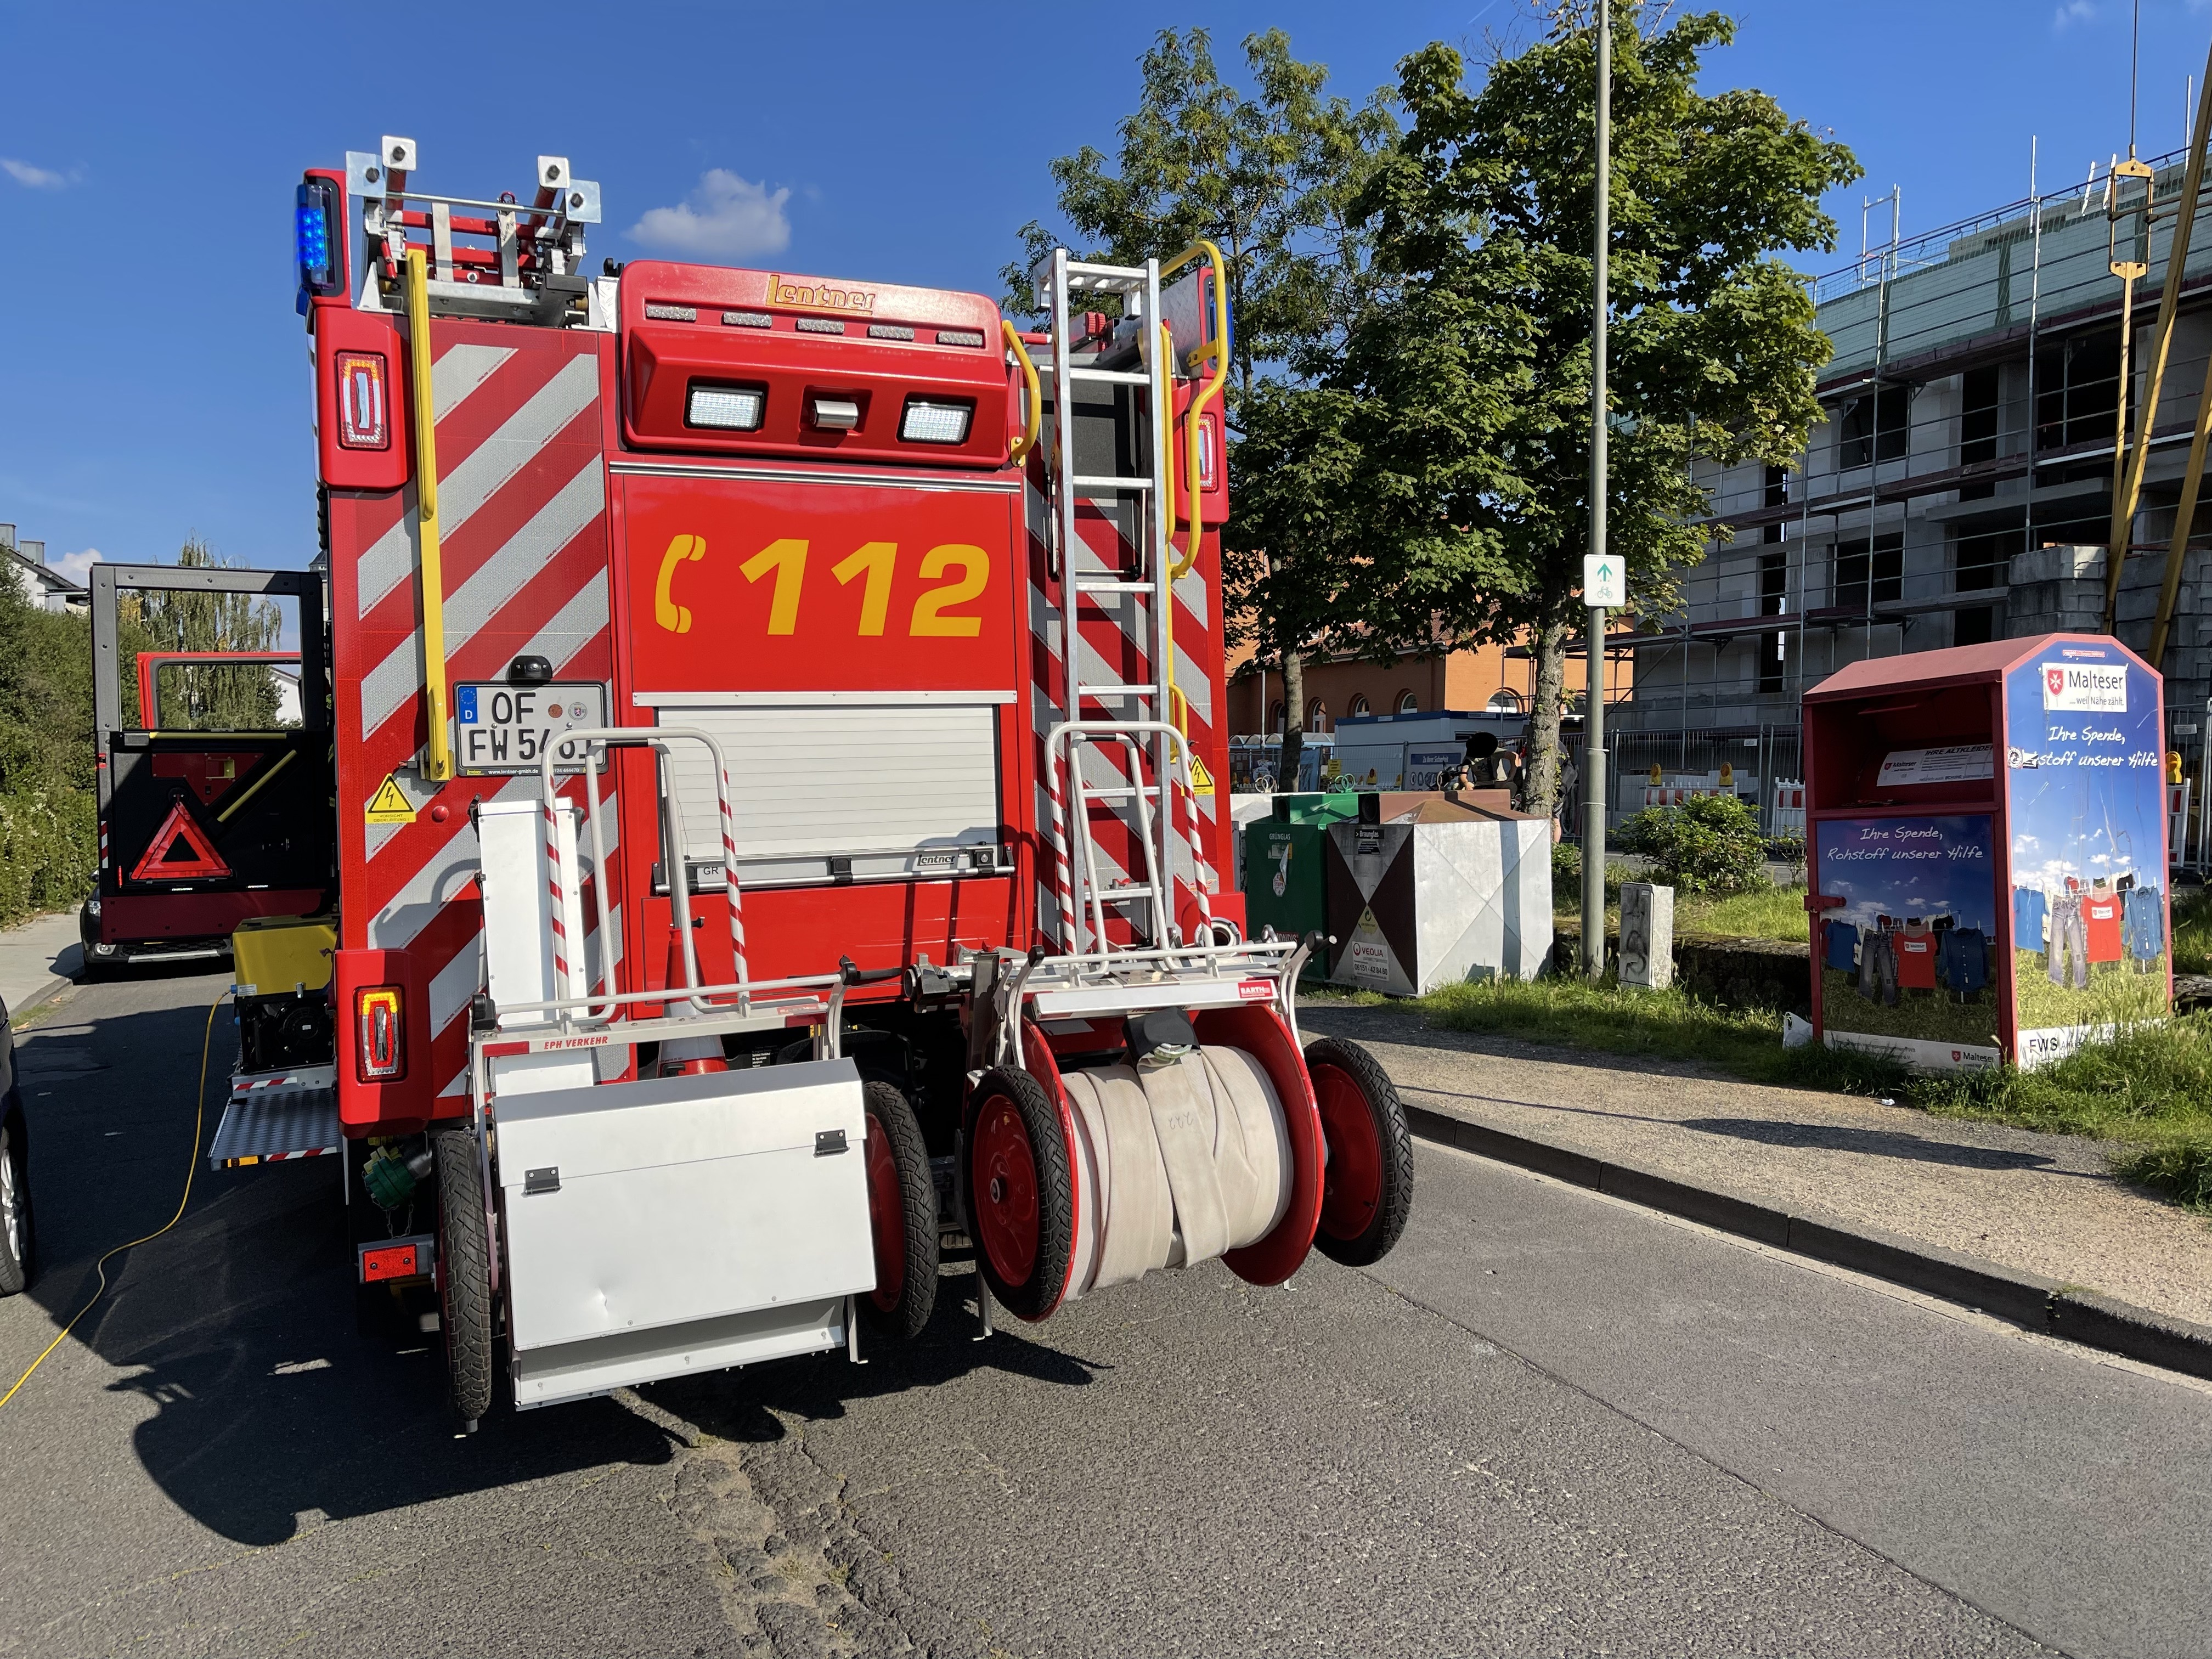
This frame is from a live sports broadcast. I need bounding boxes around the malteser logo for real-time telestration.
[770,274,875,315]
[2040,660,2127,712]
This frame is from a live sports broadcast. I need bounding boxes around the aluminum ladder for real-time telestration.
[1033,247,1200,956]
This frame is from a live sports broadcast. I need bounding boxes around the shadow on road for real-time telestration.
[1678,1115,2078,1173]
[9,985,1093,1549]
[651,1290,1108,1444]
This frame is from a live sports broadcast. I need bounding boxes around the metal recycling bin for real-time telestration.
[1805,632,2171,1071]
[1240,792,1361,957]
[1322,793,1553,995]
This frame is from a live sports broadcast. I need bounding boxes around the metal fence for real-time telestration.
[1593,724,1804,842]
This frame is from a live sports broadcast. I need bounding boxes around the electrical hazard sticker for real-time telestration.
[1188,753,1215,793]
[364,775,417,825]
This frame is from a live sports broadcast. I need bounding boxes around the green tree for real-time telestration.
[126,537,286,730]
[0,551,104,922]
[1004,28,1396,786]
[1344,5,1859,816]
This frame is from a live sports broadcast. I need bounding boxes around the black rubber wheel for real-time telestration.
[859,1081,939,1343]
[433,1127,495,1425]
[0,1107,35,1295]
[962,1066,1074,1322]
[1304,1036,1413,1268]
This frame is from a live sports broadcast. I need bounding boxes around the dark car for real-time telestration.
[78,896,232,977]
[0,993,35,1294]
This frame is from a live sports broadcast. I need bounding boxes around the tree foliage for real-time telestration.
[124,537,286,730]
[1003,27,1392,391]
[0,548,109,924]
[1339,5,1859,814]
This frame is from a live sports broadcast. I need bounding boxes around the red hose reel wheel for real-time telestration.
[963,1066,1076,1321]
[859,1081,939,1343]
[1305,1036,1413,1267]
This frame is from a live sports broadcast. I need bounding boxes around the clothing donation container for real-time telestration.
[1804,634,2170,1070]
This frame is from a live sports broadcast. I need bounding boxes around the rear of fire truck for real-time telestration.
[259,137,1410,1426]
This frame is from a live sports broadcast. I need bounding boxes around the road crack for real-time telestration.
[622,1386,988,1659]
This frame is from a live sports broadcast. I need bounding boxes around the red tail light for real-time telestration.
[356,985,405,1081]
[335,351,391,449]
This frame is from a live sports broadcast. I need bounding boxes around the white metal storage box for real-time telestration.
[495,1059,874,1407]
[1322,805,1553,995]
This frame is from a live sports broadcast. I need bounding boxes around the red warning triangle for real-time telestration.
[130,800,232,881]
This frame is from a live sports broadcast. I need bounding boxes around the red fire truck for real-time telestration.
[215,138,1410,1426]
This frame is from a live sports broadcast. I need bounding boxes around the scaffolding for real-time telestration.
[1610,138,2212,856]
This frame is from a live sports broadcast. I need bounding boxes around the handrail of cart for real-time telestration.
[1030,935,1298,977]
[537,725,748,1022]
[1044,719,1216,957]
[479,970,843,1030]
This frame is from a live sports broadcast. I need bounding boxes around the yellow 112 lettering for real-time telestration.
[654,535,989,638]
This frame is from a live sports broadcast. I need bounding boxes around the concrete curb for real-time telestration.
[1404,1101,2212,1385]
[8,973,75,1020]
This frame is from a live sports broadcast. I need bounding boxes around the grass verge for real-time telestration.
[1375,973,2212,1214]
[2175,885,2212,976]
[1555,880,1810,944]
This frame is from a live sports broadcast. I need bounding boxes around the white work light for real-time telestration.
[686,382,765,431]
[899,397,973,445]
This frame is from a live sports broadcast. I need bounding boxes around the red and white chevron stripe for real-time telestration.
[331,319,620,1103]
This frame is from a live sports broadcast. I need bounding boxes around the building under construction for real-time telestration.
[1610,140,2212,857]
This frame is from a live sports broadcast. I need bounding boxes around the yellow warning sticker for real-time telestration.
[365,774,417,825]
[1189,754,1216,792]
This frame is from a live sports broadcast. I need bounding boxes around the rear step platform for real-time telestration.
[210,1065,340,1168]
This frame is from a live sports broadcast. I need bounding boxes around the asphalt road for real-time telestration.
[3,968,2208,1658]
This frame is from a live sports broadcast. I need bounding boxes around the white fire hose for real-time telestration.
[1059,1046,1293,1300]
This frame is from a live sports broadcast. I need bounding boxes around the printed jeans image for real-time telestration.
[1857,930,1899,1007]
[2047,896,2089,990]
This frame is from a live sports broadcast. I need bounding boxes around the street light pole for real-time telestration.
[1581,1,1611,981]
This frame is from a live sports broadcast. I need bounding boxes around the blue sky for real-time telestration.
[2,0,2208,582]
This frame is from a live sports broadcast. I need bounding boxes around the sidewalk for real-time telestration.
[1300,1001,2212,1333]
[0,909,82,1022]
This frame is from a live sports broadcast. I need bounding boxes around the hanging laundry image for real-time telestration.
[2083,883,2123,965]
[1894,918,1938,991]
[2121,879,2165,964]
[1939,926,1990,996]
[1812,815,1997,1053]
[1997,637,2171,1061]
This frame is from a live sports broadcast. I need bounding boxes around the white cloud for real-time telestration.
[628,169,792,259]
[2052,0,2097,29]
[1,157,74,189]
[49,546,103,585]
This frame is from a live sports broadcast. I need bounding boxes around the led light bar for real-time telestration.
[686,382,766,431]
[294,177,343,316]
[900,397,973,445]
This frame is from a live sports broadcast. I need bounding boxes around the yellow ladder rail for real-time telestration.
[404,247,455,782]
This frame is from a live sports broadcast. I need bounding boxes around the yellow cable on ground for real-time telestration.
[0,990,224,1413]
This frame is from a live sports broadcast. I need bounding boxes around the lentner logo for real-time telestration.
[2040,660,2127,712]
[771,274,875,314]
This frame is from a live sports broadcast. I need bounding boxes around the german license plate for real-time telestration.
[454,682,607,774]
